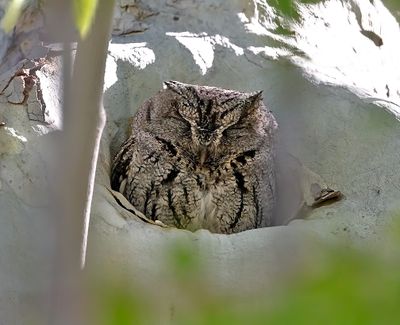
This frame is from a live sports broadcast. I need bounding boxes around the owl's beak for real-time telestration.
[199,146,208,166]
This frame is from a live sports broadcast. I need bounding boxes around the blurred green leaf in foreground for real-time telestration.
[0,0,26,32]
[73,0,98,38]
[0,0,99,37]
[90,219,400,325]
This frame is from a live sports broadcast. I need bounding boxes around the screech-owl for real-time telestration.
[111,81,278,234]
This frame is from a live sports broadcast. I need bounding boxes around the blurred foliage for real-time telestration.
[0,0,26,32]
[73,0,98,38]
[179,245,399,324]
[264,0,400,45]
[269,0,301,20]
[90,221,400,325]
[167,238,202,280]
[269,0,400,22]
[0,0,98,38]
[267,0,326,21]
[95,282,153,325]
[381,0,400,22]
[264,0,328,54]
[257,0,400,59]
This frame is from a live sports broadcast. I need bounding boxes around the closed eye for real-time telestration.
[222,125,247,141]
[223,125,246,134]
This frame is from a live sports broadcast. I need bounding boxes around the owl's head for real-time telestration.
[163,81,263,151]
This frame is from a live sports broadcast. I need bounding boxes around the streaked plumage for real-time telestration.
[111,81,278,234]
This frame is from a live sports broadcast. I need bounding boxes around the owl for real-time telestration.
[111,81,278,234]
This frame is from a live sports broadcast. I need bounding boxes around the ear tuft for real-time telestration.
[248,90,263,103]
[242,90,263,110]
[163,80,187,96]
[163,80,179,88]
[237,90,263,120]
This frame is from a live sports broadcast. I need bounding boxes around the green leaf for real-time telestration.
[268,0,300,20]
[73,0,99,38]
[381,0,400,22]
[0,0,26,33]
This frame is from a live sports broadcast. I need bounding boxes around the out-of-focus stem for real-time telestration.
[62,0,115,269]
[49,0,115,323]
